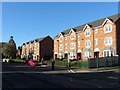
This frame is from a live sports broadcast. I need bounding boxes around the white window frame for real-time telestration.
[85,30,91,37]
[59,37,63,42]
[104,37,112,46]
[84,52,92,59]
[58,52,63,59]
[70,52,76,58]
[70,34,74,40]
[103,50,114,57]
[59,45,63,50]
[86,40,91,47]
[95,38,98,45]
[71,43,75,49]
[104,24,112,33]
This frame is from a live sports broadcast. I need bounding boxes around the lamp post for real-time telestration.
[96,55,99,71]
[57,40,59,59]
[68,52,70,68]
[110,47,113,68]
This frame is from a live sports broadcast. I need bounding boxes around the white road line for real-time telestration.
[67,69,75,73]
[92,79,102,88]
[108,76,119,80]
[70,69,75,73]
[68,70,71,73]
[92,82,102,88]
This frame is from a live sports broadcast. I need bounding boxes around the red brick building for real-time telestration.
[54,14,120,61]
[21,36,53,60]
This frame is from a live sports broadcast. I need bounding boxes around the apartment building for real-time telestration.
[54,14,120,61]
[21,36,53,60]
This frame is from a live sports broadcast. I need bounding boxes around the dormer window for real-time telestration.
[71,34,74,40]
[104,24,112,33]
[59,37,63,42]
[86,30,91,37]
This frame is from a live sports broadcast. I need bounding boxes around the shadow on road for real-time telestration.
[2,62,120,89]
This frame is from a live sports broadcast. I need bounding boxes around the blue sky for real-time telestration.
[2,2,118,48]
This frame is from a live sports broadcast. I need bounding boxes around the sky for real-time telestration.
[2,2,119,48]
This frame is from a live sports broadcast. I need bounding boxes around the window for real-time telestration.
[95,29,98,34]
[103,50,114,57]
[70,52,76,58]
[71,34,74,40]
[84,52,92,59]
[104,37,112,46]
[95,39,98,45]
[34,50,36,54]
[86,40,91,47]
[104,24,112,33]
[86,30,91,37]
[59,37,63,42]
[59,45,63,50]
[71,43,74,49]
[58,52,63,59]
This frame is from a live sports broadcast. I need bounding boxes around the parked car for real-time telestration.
[28,60,40,66]
[23,59,29,63]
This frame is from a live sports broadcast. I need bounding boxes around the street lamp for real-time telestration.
[110,47,113,68]
[68,52,70,68]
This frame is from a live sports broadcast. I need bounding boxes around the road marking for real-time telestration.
[92,79,102,88]
[76,70,90,73]
[2,80,10,89]
[92,82,102,88]
[70,69,75,73]
[108,76,119,80]
[67,69,75,73]
[68,70,71,73]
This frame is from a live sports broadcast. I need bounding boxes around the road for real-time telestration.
[2,62,120,89]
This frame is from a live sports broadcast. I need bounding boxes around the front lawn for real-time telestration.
[9,59,24,63]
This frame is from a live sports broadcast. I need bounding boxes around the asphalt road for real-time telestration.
[2,62,120,89]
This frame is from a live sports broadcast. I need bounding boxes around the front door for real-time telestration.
[77,53,81,60]
[94,52,99,59]
[55,54,57,59]
[64,53,68,59]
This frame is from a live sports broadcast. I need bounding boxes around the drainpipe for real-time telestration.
[76,31,77,60]
[57,40,59,59]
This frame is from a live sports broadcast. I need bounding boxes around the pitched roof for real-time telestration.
[55,13,120,38]
[34,36,47,42]
[24,36,50,45]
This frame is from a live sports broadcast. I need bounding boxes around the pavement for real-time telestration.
[40,66,120,74]
[2,62,120,88]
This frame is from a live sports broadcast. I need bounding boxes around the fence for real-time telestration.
[88,56,120,69]
[46,56,120,69]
